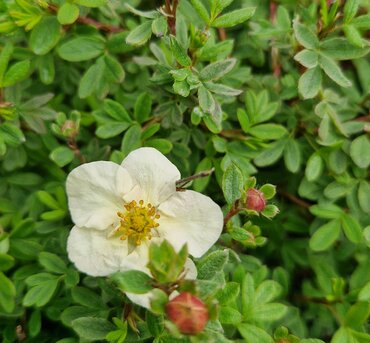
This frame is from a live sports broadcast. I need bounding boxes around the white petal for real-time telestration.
[66,161,133,230]
[121,148,180,206]
[184,258,197,279]
[158,190,223,258]
[126,292,153,309]
[67,226,130,277]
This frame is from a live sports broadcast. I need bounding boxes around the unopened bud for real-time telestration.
[165,292,208,335]
[246,188,266,212]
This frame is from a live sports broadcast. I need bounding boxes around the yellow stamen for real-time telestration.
[116,200,160,245]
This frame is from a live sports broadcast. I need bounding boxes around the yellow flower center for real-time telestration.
[116,200,160,246]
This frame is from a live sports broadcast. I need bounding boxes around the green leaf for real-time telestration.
[78,60,104,98]
[344,302,370,327]
[293,20,319,49]
[248,124,288,140]
[259,184,276,200]
[193,157,213,192]
[126,21,152,46]
[319,54,352,87]
[309,219,341,251]
[23,278,59,307]
[152,17,167,37]
[50,146,75,167]
[2,60,30,87]
[198,85,215,114]
[58,36,105,62]
[198,250,229,280]
[39,252,68,274]
[104,55,125,83]
[71,287,106,308]
[30,16,61,55]
[310,204,343,219]
[37,191,60,210]
[298,66,322,99]
[96,122,130,139]
[341,213,362,244]
[253,303,288,322]
[219,307,242,324]
[134,93,152,123]
[0,43,13,85]
[145,139,173,154]
[343,24,365,48]
[200,58,236,81]
[112,270,152,294]
[0,253,15,271]
[343,0,359,23]
[294,49,319,68]
[217,282,240,305]
[222,163,243,204]
[254,280,282,304]
[350,135,370,169]
[121,124,141,156]
[352,14,370,30]
[358,181,370,214]
[0,272,16,313]
[170,36,192,67]
[238,323,274,343]
[28,310,41,337]
[305,153,324,182]
[320,37,369,60]
[211,7,255,28]
[0,123,25,146]
[284,139,301,173]
[205,82,242,96]
[254,140,286,167]
[103,99,131,122]
[190,0,210,24]
[74,0,106,7]
[57,3,79,25]
[72,317,115,341]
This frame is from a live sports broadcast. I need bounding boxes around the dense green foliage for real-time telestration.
[0,0,370,342]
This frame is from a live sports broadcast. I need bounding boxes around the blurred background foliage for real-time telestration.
[0,0,369,342]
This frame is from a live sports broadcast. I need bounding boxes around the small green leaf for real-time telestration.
[320,37,369,60]
[222,163,243,204]
[30,16,61,55]
[211,7,255,28]
[259,184,276,200]
[198,249,229,280]
[71,287,106,309]
[343,24,365,48]
[78,60,104,98]
[39,252,68,274]
[50,146,75,167]
[145,139,173,154]
[309,219,341,251]
[310,204,343,219]
[198,85,216,114]
[121,125,141,156]
[134,93,152,123]
[293,20,319,49]
[305,153,324,181]
[200,58,236,81]
[344,302,370,327]
[298,66,322,99]
[343,0,359,23]
[190,0,210,24]
[219,306,242,324]
[341,213,362,244]
[319,54,352,87]
[96,122,130,139]
[294,49,319,68]
[284,139,301,173]
[57,3,79,25]
[0,272,16,313]
[350,135,370,169]
[58,36,105,62]
[238,323,274,343]
[358,181,370,214]
[2,60,30,87]
[112,270,152,294]
[170,36,192,67]
[72,317,115,341]
[126,21,152,46]
[254,140,286,167]
[249,124,288,140]
[23,279,59,307]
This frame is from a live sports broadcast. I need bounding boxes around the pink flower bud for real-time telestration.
[165,292,209,335]
[246,188,266,212]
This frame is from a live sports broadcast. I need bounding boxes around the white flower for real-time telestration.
[66,147,223,307]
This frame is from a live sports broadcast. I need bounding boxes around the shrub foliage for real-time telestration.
[0,0,369,342]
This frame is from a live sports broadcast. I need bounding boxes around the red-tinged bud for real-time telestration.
[165,292,209,335]
[246,188,266,212]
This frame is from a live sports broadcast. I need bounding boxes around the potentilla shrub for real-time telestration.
[0,0,369,342]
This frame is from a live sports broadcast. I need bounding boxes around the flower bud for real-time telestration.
[246,188,266,212]
[165,292,208,335]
